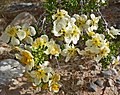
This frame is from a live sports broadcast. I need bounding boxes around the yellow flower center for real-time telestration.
[60,28,67,35]
[52,74,60,82]
[56,11,65,19]
[25,29,30,37]
[68,48,77,56]
[42,83,49,90]
[38,69,46,78]
[76,17,86,27]
[51,83,59,92]
[7,26,18,37]
[92,37,101,46]
[99,48,107,56]
[71,26,80,37]
[50,46,59,55]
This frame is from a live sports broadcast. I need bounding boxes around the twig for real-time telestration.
[55,56,61,70]
[37,12,46,28]
[101,79,107,95]
[97,9,110,30]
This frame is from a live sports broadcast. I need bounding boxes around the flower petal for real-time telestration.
[17,30,26,40]
[10,37,20,45]
[25,36,33,45]
[25,60,34,71]
[91,14,95,19]
[43,75,49,83]
[29,26,36,36]
[34,78,41,85]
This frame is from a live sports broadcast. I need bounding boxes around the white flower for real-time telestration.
[32,35,48,48]
[0,25,26,45]
[85,46,100,54]
[74,14,89,30]
[52,9,70,20]
[101,0,106,3]
[20,24,36,45]
[86,33,105,47]
[44,39,61,57]
[88,14,101,30]
[112,56,120,65]
[95,46,110,62]
[61,44,80,62]
[52,17,69,36]
[87,27,95,36]
[64,24,81,44]
[30,67,53,85]
[49,82,61,93]
[16,49,34,71]
[62,18,81,44]
[82,33,110,62]
[107,27,120,39]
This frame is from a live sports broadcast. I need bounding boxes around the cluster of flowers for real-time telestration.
[0,24,61,93]
[0,24,36,45]
[52,9,120,64]
[0,8,120,93]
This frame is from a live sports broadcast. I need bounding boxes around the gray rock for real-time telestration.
[111,68,118,75]
[101,70,112,78]
[6,3,38,11]
[101,69,118,78]
[0,59,25,86]
[106,79,114,87]
[87,83,97,92]
[10,12,37,26]
[116,78,120,85]
[94,79,103,87]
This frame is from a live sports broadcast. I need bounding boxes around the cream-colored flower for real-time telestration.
[85,46,100,54]
[52,9,70,20]
[49,82,61,93]
[61,44,80,62]
[79,49,96,59]
[74,14,89,30]
[52,9,73,37]
[64,24,81,44]
[112,56,120,65]
[71,25,81,44]
[30,69,45,85]
[20,24,36,45]
[96,0,106,3]
[51,73,60,82]
[95,46,110,62]
[52,17,69,36]
[107,26,120,39]
[32,35,48,48]
[30,67,53,85]
[0,25,26,45]
[86,33,105,47]
[101,0,106,3]
[88,14,101,30]
[87,27,95,37]
[44,39,61,57]
[99,46,110,57]
[16,49,34,70]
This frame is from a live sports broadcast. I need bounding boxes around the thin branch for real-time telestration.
[55,56,61,70]
[97,9,110,30]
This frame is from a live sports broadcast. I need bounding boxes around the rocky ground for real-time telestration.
[0,0,120,95]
